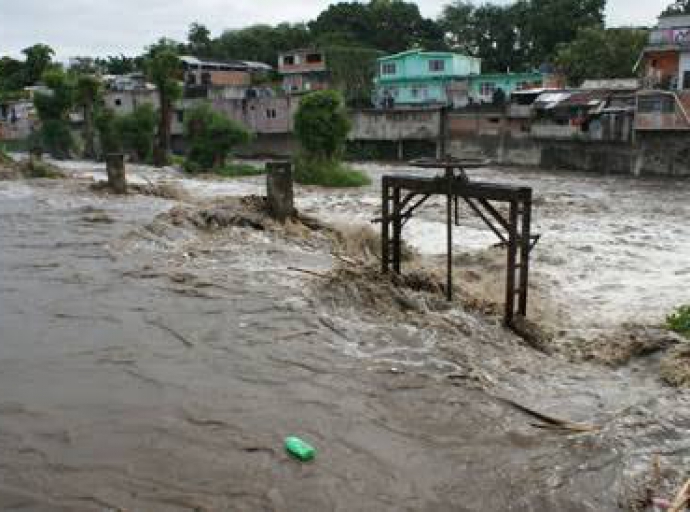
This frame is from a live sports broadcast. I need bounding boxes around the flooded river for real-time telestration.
[0,161,689,511]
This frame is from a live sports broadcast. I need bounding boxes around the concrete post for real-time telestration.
[106,153,127,194]
[266,161,295,222]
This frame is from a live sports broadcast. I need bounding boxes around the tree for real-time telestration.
[214,23,312,66]
[310,0,446,54]
[184,103,252,172]
[69,57,99,74]
[33,69,75,158]
[440,1,476,55]
[0,57,25,95]
[22,44,55,85]
[75,74,101,159]
[145,41,182,166]
[520,0,605,66]
[292,90,369,187]
[662,0,690,15]
[555,27,648,85]
[95,107,120,156]
[294,90,351,161]
[440,1,529,72]
[439,0,605,70]
[94,55,143,75]
[326,46,383,107]
[187,22,213,57]
[116,104,158,162]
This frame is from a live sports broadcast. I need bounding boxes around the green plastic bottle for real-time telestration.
[285,436,316,462]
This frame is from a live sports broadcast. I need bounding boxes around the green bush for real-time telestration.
[294,155,371,188]
[95,107,120,155]
[667,305,690,338]
[33,69,75,159]
[0,145,12,164]
[292,90,366,187]
[40,119,73,159]
[95,105,157,161]
[184,103,252,172]
[294,90,350,160]
[115,104,157,162]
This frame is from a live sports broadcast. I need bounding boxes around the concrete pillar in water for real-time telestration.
[266,161,295,222]
[106,153,127,194]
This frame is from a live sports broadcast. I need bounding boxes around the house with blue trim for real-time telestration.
[374,49,481,108]
[374,49,545,108]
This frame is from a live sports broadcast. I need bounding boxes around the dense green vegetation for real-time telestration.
[145,41,183,166]
[184,102,252,173]
[213,163,265,178]
[555,27,649,86]
[667,305,690,339]
[95,104,157,162]
[32,69,76,159]
[293,90,370,188]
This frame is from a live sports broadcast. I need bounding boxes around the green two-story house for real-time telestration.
[374,49,545,108]
[374,49,481,108]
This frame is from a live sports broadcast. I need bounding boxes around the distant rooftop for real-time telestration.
[378,49,479,62]
[658,14,690,29]
[581,79,640,91]
[180,55,263,72]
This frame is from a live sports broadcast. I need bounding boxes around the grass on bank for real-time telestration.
[294,157,371,188]
[214,163,265,178]
[0,145,13,165]
[183,158,265,178]
[667,305,690,339]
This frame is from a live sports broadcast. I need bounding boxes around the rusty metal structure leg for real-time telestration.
[381,177,391,274]
[392,186,403,274]
[446,189,453,301]
[505,200,519,326]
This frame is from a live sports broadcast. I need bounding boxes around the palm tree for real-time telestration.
[146,44,182,167]
[75,74,101,160]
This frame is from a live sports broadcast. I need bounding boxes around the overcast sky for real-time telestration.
[0,0,672,60]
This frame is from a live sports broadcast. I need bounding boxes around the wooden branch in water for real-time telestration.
[286,267,329,279]
[496,396,601,433]
[669,479,690,512]
[148,319,195,348]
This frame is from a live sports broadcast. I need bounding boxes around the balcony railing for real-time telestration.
[648,28,690,47]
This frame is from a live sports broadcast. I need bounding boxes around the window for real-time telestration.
[429,59,445,72]
[114,98,122,106]
[382,63,396,75]
[480,82,496,96]
[176,110,184,123]
[516,81,528,90]
[411,88,419,99]
[306,53,323,64]
[266,109,277,119]
[283,55,295,66]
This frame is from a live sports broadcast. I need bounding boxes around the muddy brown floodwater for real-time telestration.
[0,160,689,511]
